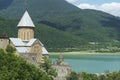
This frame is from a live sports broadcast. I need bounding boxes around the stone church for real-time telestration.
[0,10,48,65]
[53,54,71,80]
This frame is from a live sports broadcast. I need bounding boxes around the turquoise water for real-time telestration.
[50,54,120,73]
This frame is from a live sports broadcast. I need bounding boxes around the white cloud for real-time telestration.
[65,0,78,3]
[99,2,120,16]
[77,2,120,17]
[78,4,96,9]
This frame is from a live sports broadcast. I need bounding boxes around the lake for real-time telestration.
[50,53,120,73]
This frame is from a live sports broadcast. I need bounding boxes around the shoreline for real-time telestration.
[50,51,120,55]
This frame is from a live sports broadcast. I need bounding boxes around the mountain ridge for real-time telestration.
[0,16,85,51]
[0,0,80,19]
[0,0,120,51]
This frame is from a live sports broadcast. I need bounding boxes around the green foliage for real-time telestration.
[0,49,53,80]
[0,17,17,37]
[35,24,85,51]
[46,10,120,42]
[6,44,16,53]
[66,71,120,80]
[40,57,57,79]
[79,72,98,80]
[105,71,120,80]
[0,16,85,52]
[66,72,79,80]
[0,48,5,53]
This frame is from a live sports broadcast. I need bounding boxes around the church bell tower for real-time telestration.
[17,10,35,41]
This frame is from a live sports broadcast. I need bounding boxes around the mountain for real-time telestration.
[0,0,13,10]
[0,16,85,51]
[0,0,120,51]
[0,0,79,19]
[43,9,120,42]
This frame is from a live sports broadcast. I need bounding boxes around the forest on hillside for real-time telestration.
[1,16,120,52]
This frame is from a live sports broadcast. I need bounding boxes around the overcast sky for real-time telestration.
[66,0,120,17]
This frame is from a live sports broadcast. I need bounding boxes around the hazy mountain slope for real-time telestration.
[0,0,120,51]
[0,16,85,51]
[0,0,13,10]
[40,9,120,42]
[0,0,80,19]
[0,17,17,37]
[35,24,85,51]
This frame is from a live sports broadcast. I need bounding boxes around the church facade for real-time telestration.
[0,10,48,65]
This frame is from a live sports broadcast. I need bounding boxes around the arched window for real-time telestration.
[25,31,27,40]
[28,32,30,40]
[26,31,29,40]
[22,32,25,40]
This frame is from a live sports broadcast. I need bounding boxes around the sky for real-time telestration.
[66,0,120,17]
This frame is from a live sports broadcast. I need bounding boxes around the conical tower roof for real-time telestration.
[17,10,35,27]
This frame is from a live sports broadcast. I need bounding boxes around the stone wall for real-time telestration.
[30,41,43,63]
[18,27,34,41]
[0,38,9,50]
[19,53,38,65]
[53,62,71,80]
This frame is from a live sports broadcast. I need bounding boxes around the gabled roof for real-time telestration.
[10,38,25,46]
[26,39,37,46]
[9,38,49,54]
[26,38,43,46]
[42,47,49,55]
[17,10,35,27]
[10,38,43,47]
[16,47,28,53]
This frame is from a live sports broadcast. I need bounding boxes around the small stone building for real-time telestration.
[0,10,48,65]
[53,54,71,80]
[0,36,9,51]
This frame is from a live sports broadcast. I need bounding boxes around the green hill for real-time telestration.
[0,0,79,19]
[0,0,120,52]
[0,0,120,42]
[43,9,120,42]
[0,16,85,51]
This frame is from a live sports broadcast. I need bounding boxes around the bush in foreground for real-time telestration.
[0,49,55,80]
[67,71,120,80]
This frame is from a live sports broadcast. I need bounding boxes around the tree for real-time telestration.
[0,49,52,80]
[66,72,79,80]
[40,57,57,80]
[6,45,16,53]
